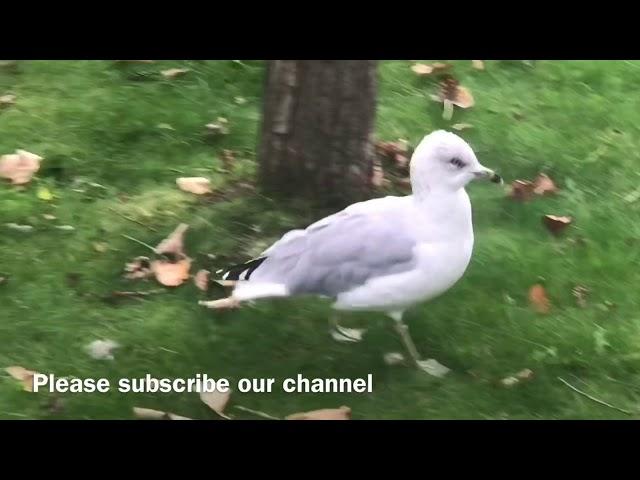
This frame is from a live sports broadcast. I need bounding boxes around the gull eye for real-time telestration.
[450,157,465,168]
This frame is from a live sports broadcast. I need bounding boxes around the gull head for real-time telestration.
[409,130,502,194]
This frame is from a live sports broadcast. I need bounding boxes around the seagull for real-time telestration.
[201,130,502,376]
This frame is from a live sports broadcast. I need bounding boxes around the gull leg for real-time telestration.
[329,313,365,343]
[388,311,450,377]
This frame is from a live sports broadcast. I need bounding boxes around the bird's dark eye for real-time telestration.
[450,157,465,168]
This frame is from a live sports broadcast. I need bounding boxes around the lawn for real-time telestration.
[2,60,640,419]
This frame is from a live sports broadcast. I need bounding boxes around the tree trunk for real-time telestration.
[258,60,378,208]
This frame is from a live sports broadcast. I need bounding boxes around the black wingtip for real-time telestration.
[220,257,267,281]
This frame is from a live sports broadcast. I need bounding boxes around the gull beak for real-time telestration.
[474,166,503,185]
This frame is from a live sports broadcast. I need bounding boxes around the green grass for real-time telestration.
[2,60,640,419]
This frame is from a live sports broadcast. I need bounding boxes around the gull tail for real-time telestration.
[215,256,289,302]
[218,257,267,281]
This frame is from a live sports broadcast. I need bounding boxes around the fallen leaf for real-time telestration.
[410,62,451,76]
[472,60,485,70]
[37,186,53,201]
[124,256,153,280]
[529,284,550,314]
[501,368,534,387]
[221,149,236,169]
[151,257,191,287]
[371,163,385,188]
[532,173,558,196]
[93,242,108,253]
[161,68,190,79]
[509,180,535,201]
[500,376,519,387]
[286,406,351,420]
[200,389,232,419]
[0,149,43,185]
[194,269,210,292]
[5,223,33,232]
[205,117,230,136]
[176,177,212,195]
[5,366,39,392]
[572,285,589,308]
[155,223,189,257]
[543,215,573,235]
[383,352,406,366]
[133,407,192,420]
[516,368,534,381]
[452,123,473,131]
[0,94,16,108]
[85,339,120,360]
[438,76,475,109]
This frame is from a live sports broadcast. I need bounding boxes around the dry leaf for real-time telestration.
[161,68,190,79]
[438,76,475,109]
[532,173,558,195]
[152,257,191,287]
[133,407,192,420]
[516,368,534,381]
[411,63,434,76]
[371,163,385,188]
[286,406,351,420]
[501,368,534,387]
[452,123,473,131]
[0,94,16,108]
[529,284,550,314]
[573,285,589,308]
[0,149,43,185]
[93,242,108,253]
[509,180,535,201]
[383,352,406,366]
[124,256,153,280]
[205,117,229,136]
[6,366,39,392]
[176,177,212,195]
[155,223,189,256]
[500,376,519,387]
[472,60,485,70]
[194,269,210,292]
[200,389,232,419]
[85,340,120,360]
[543,215,573,235]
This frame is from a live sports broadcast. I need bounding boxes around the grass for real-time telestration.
[2,60,640,420]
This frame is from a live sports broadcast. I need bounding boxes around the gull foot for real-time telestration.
[415,359,450,378]
[329,325,366,343]
[199,297,240,310]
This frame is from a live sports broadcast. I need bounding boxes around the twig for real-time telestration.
[558,377,633,415]
[108,207,157,232]
[233,405,281,420]
[121,234,157,253]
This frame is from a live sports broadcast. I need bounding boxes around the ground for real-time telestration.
[2,60,640,420]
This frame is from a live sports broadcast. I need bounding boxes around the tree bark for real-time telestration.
[258,60,378,208]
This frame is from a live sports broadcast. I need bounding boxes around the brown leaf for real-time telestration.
[200,389,232,419]
[155,223,189,257]
[176,177,212,195]
[5,365,39,392]
[133,407,192,420]
[124,256,153,280]
[509,180,535,201]
[286,406,351,420]
[194,269,210,292]
[0,94,16,108]
[205,117,230,136]
[543,215,573,235]
[161,68,190,79]
[411,62,451,76]
[438,76,475,108]
[472,60,485,70]
[529,284,551,314]
[532,173,558,196]
[371,163,385,188]
[151,257,191,287]
[0,149,43,185]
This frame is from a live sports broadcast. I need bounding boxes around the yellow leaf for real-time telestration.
[37,187,53,201]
